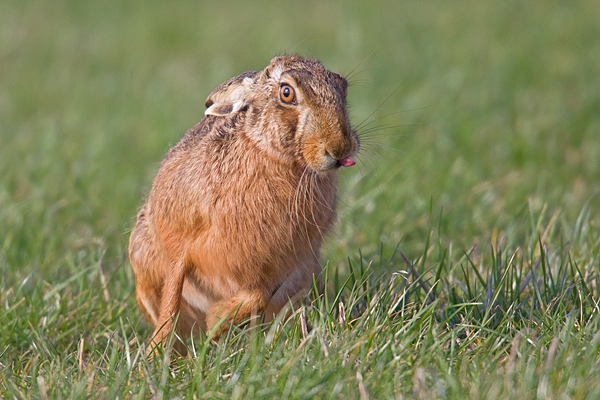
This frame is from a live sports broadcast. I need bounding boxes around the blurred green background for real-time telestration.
[1,0,599,336]
[2,0,600,397]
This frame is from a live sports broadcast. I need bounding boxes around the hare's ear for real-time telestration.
[205,71,257,117]
[205,100,248,116]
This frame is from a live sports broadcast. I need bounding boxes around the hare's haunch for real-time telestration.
[128,55,359,352]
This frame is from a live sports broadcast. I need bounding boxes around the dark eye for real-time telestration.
[279,84,296,104]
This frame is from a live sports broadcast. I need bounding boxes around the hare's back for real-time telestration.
[165,117,215,158]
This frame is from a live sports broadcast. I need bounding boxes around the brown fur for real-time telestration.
[128,55,359,353]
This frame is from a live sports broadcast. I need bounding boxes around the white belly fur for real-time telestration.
[182,280,213,313]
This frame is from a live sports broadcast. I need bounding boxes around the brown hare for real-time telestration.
[128,55,359,353]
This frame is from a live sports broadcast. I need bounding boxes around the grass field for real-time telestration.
[2,0,600,398]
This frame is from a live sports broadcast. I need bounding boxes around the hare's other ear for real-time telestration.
[205,100,248,117]
[205,70,257,117]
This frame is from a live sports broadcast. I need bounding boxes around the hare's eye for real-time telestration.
[279,85,296,104]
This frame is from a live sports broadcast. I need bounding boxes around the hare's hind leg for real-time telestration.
[129,205,163,327]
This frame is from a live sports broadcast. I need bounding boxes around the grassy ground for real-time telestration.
[2,0,600,398]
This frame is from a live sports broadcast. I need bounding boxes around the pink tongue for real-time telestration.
[339,157,356,167]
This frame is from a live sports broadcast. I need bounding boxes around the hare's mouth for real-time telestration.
[336,157,356,168]
[302,138,358,172]
[321,153,356,171]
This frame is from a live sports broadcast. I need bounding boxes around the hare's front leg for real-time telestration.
[263,261,322,322]
[205,290,268,339]
[148,260,187,353]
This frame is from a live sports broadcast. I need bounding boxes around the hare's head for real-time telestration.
[205,56,359,173]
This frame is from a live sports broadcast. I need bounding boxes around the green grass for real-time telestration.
[2,0,600,398]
